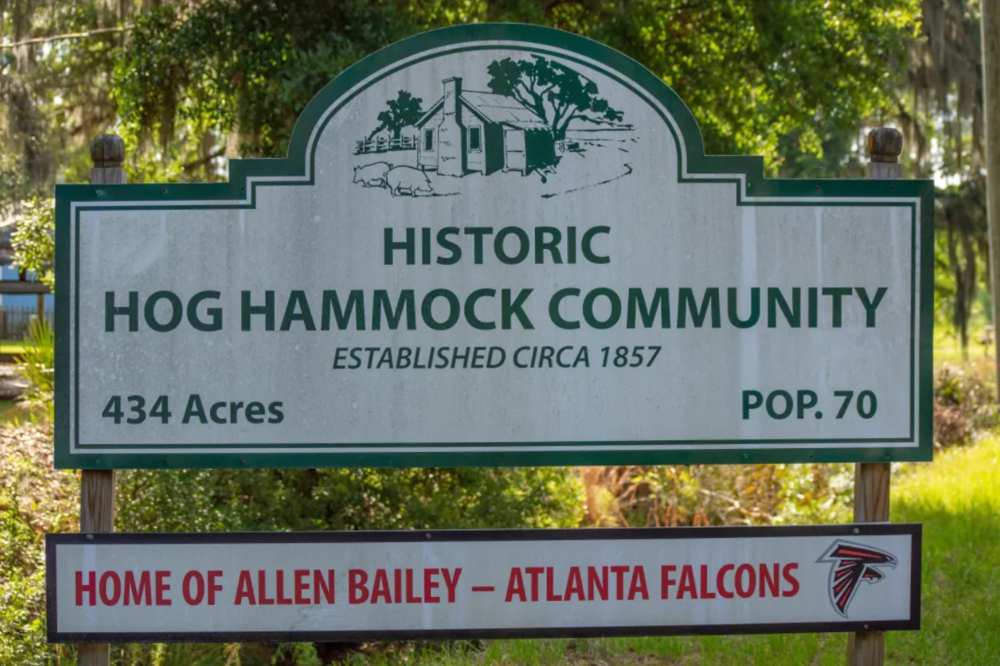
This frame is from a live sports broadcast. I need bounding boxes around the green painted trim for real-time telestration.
[54,23,934,469]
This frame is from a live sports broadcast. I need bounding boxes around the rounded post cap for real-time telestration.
[866,127,903,163]
[90,134,126,167]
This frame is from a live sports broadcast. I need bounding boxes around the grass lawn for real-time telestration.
[338,438,1000,665]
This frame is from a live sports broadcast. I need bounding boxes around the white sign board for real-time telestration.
[55,24,933,468]
[47,526,920,642]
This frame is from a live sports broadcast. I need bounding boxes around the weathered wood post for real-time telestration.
[846,126,902,666]
[77,134,125,666]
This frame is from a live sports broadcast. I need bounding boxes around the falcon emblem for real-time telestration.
[819,540,897,617]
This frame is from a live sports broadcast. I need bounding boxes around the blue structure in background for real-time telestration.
[0,263,53,310]
[0,228,53,341]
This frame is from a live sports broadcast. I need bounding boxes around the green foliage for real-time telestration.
[935,179,989,350]
[117,467,582,533]
[0,484,50,666]
[582,462,853,529]
[111,0,919,178]
[272,643,322,666]
[932,361,998,447]
[15,317,55,421]
[0,424,78,665]
[10,196,55,288]
[112,0,418,175]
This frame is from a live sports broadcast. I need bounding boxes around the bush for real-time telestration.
[15,318,55,421]
[580,462,853,528]
[933,362,997,447]
[0,425,77,665]
[117,467,582,533]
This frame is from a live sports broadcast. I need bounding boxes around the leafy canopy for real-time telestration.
[109,0,920,179]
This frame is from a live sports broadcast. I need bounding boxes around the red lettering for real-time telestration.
[610,566,629,600]
[504,568,526,602]
[100,571,121,606]
[349,570,369,604]
[257,570,275,605]
[588,566,608,601]
[314,569,335,604]
[208,570,223,606]
[394,569,402,603]
[545,567,563,601]
[155,571,171,606]
[405,569,421,603]
[525,567,544,601]
[782,563,800,597]
[371,569,392,604]
[441,568,462,603]
[716,564,734,599]
[627,566,649,600]
[678,565,697,599]
[660,565,677,600]
[182,571,205,605]
[759,563,780,598]
[424,568,441,603]
[235,570,256,605]
[294,570,310,605]
[75,571,96,606]
[565,567,585,601]
[276,570,293,605]
[124,571,151,606]
[735,564,755,598]
[699,565,716,599]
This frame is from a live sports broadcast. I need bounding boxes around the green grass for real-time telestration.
[343,438,1000,666]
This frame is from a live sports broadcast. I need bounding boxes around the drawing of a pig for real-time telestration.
[386,166,433,197]
[352,162,391,188]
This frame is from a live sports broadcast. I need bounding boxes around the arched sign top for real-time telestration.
[55,24,932,470]
[244,22,751,190]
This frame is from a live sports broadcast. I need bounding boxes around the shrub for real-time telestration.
[933,362,997,447]
[14,318,55,421]
[117,467,582,533]
[580,462,853,528]
[0,425,77,665]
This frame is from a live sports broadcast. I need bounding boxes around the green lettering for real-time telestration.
[678,288,720,328]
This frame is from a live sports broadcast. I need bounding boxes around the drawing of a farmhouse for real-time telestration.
[350,55,636,198]
[415,77,557,177]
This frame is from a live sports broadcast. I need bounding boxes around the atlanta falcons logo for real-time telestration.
[819,541,897,617]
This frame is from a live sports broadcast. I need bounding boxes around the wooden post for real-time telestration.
[845,127,901,666]
[77,134,126,666]
[982,0,1000,393]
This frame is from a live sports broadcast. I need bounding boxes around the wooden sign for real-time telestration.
[54,24,933,469]
[47,525,920,642]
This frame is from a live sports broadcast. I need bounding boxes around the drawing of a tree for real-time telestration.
[486,55,623,139]
[369,90,424,139]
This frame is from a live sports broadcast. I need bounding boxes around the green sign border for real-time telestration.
[55,23,934,469]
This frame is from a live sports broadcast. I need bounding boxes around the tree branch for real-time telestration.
[181,148,226,171]
[1,25,133,50]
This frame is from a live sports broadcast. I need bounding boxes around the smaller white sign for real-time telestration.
[47,526,920,642]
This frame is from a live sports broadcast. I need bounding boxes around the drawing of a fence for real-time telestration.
[355,135,418,154]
